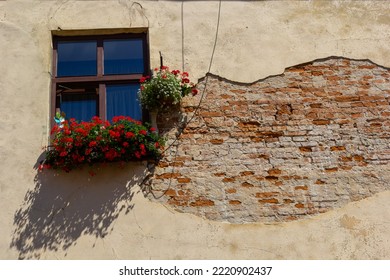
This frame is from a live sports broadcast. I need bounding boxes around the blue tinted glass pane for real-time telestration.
[106,84,142,121]
[57,41,97,77]
[60,94,97,122]
[104,39,144,74]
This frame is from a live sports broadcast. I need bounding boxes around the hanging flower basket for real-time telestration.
[138,66,198,112]
[40,116,165,172]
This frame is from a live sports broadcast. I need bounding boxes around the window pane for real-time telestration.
[104,39,144,75]
[60,93,97,122]
[57,41,97,77]
[106,84,142,121]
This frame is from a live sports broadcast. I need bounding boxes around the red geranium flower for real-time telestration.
[89,141,97,148]
[109,130,120,138]
[125,132,135,138]
[50,125,59,135]
[140,76,149,83]
[105,149,118,161]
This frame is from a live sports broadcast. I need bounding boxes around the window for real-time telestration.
[51,33,149,125]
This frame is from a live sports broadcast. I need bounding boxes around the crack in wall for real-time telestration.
[118,0,149,28]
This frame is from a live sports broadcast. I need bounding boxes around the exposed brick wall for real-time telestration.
[147,57,390,223]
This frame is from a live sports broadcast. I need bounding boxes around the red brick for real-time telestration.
[340,156,353,162]
[210,139,224,145]
[165,189,176,196]
[330,146,346,151]
[168,199,188,207]
[228,100,247,106]
[351,113,363,119]
[340,165,353,170]
[360,95,383,101]
[267,169,282,176]
[335,96,360,102]
[258,198,279,204]
[242,182,254,187]
[177,178,191,183]
[249,154,269,160]
[315,179,326,185]
[222,177,236,183]
[229,200,242,205]
[169,161,184,167]
[156,173,181,179]
[358,64,376,69]
[255,192,279,198]
[309,103,322,108]
[225,188,236,194]
[313,119,330,125]
[230,89,247,94]
[220,94,232,99]
[158,161,169,168]
[325,167,338,172]
[299,147,312,152]
[190,199,215,207]
[381,112,390,117]
[239,171,255,176]
[353,155,365,162]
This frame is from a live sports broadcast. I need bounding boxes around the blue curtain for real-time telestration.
[104,39,144,74]
[57,41,97,77]
[60,93,97,122]
[106,84,142,121]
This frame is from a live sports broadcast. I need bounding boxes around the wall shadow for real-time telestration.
[11,162,149,259]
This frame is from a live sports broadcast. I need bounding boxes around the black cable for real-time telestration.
[145,0,222,198]
[181,1,185,72]
[160,0,222,155]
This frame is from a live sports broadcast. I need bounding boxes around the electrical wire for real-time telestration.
[144,0,222,198]
[181,1,185,72]
[160,0,222,155]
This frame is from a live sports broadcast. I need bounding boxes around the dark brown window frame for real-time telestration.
[50,32,150,127]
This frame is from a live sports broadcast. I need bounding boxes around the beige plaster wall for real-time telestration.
[0,0,389,259]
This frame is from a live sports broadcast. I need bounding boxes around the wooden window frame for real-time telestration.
[50,32,150,127]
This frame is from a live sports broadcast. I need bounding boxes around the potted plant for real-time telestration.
[138,66,198,132]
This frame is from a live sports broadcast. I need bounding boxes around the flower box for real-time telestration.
[40,116,164,172]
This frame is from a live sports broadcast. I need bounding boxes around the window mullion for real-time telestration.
[99,83,106,121]
[97,40,103,77]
